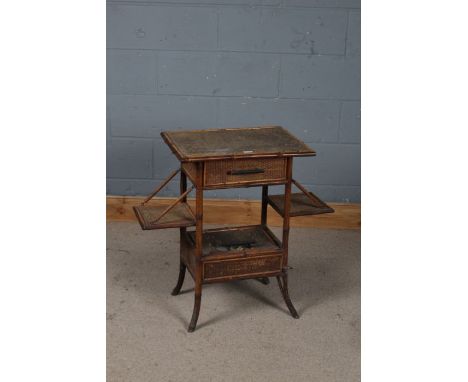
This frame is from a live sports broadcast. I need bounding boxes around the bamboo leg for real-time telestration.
[188,283,202,332]
[173,170,188,296]
[277,158,299,319]
[282,158,292,265]
[276,274,299,319]
[261,185,268,226]
[257,186,271,286]
[171,261,186,296]
[188,162,204,333]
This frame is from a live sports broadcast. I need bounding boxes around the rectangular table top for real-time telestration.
[161,126,315,161]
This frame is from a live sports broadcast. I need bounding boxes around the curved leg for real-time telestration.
[276,274,299,319]
[171,261,186,296]
[188,282,202,332]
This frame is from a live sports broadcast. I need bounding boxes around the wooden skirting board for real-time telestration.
[107,196,360,230]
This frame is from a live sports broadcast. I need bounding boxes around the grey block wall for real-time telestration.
[107,0,361,202]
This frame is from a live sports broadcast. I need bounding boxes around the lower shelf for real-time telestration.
[268,192,334,217]
[133,203,196,230]
[187,225,281,257]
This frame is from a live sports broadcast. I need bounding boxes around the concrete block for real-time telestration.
[153,139,180,179]
[284,0,360,8]
[219,7,347,55]
[108,95,217,138]
[107,179,180,196]
[107,50,156,94]
[107,178,134,195]
[107,138,153,179]
[347,11,360,56]
[158,52,280,97]
[280,55,360,99]
[218,97,340,143]
[204,187,263,200]
[107,179,149,195]
[293,143,360,186]
[107,4,217,50]
[339,101,360,143]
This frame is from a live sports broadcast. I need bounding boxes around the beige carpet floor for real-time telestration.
[107,222,360,382]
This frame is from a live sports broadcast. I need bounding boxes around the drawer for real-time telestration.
[204,158,287,188]
[203,255,282,282]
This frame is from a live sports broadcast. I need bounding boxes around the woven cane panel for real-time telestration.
[204,158,286,187]
[133,204,195,230]
[203,255,282,281]
[268,192,334,217]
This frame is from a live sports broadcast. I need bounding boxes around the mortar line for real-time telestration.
[216,6,220,50]
[276,54,282,98]
[108,92,360,102]
[215,97,220,127]
[154,51,159,95]
[338,100,344,143]
[344,9,350,56]
[151,138,155,178]
[109,136,155,141]
[107,47,346,58]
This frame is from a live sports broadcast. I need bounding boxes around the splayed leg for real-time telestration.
[276,274,299,319]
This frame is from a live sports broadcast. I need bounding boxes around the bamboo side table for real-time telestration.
[134,126,333,332]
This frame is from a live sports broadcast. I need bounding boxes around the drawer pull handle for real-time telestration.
[228,168,265,175]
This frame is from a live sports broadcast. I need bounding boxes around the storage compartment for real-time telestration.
[186,225,283,282]
[187,225,281,256]
[204,158,286,188]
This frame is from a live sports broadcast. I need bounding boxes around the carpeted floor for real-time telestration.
[107,222,360,382]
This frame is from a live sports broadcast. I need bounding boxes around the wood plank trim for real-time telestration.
[107,196,360,230]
